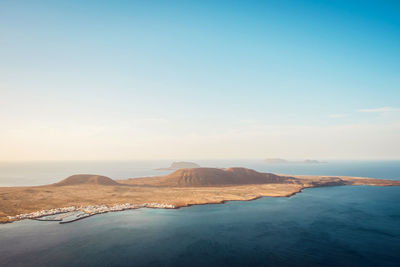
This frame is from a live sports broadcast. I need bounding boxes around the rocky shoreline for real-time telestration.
[4,189,304,224]
[2,169,399,225]
[2,182,399,225]
[6,203,176,224]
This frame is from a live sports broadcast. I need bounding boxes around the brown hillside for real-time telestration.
[122,167,297,187]
[54,174,120,186]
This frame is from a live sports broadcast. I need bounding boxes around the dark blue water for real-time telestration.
[0,161,399,266]
[0,186,399,267]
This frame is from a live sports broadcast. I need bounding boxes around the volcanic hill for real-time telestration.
[122,167,298,187]
[54,174,120,186]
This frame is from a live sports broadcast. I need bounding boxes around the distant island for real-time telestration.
[264,158,326,164]
[1,167,399,224]
[156,161,201,170]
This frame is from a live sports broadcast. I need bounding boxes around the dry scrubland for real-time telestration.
[1,168,399,223]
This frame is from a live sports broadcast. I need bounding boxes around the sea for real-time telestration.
[0,160,399,267]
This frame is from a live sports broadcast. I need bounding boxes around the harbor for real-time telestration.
[7,203,176,224]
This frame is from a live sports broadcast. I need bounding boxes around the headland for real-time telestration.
[1,168,399,224]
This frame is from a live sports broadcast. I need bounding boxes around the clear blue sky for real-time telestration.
[1,0,399,160]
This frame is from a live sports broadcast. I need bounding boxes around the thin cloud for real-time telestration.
[357,107,400,113]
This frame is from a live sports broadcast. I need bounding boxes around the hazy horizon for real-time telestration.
[1,0,400,161]
[1,158,400,163]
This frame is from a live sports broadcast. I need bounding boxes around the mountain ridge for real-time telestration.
[124,167,298,187]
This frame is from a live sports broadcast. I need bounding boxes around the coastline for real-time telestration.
[3,183,400,225]
[1,171,399,225]
[4,203,176,224]
[0,185,323,224]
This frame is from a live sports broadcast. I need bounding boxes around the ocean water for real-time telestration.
[0,161,399,266]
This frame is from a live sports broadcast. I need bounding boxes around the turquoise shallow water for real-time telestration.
[0,161,399,266]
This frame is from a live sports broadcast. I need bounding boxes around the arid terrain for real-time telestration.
[1,168,399,223]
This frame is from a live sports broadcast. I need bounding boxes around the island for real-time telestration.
[156,161,201,170]
[0,167,399,224]
[264,158,326,164]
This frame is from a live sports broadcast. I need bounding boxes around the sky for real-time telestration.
[1,0,400,161]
